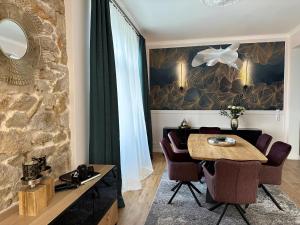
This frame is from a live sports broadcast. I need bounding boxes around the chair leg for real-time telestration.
[235,204,251,225]
[187,183,202,207]
[237,204,246,214]
[168,182,183,204]
[189,182,202,194]
[261,184,283,211]
[171,182,180,191]
[209,202,223,211]
[199,160,206,166]
[216,204,229,225]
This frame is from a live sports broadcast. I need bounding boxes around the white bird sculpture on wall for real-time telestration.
[191,43,242,69]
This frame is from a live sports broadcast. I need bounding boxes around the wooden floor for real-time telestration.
[118,153,166,225]
[280,160,300,206]
[118,153,300,225]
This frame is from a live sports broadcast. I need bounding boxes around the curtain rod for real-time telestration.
[110,0,141,36]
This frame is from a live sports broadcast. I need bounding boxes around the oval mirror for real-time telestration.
[0,19,28,59]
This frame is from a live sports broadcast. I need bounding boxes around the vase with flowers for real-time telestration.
[220,105,245,130]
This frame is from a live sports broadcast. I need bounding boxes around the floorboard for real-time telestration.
[280,160,300,206]
[118,153,165,225]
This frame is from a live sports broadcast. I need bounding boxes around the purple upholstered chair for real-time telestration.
[160,138,203,207]
[168,131,188,153]
[199,127,221,134]
[256,133,272,155]
[259,141,291,210]
[204,159,261,225]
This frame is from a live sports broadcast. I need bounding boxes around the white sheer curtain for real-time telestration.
[110,4,153,192]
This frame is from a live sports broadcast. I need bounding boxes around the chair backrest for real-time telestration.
[160,138,192,162]
[199,127,221,134]
[256,133,272,155]
[168,131,181,148]
[213,160,261,204]
[160,138,198,181]
[160,138,174,163]
[267,141,291,166]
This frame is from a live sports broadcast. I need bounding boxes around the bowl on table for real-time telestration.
[207,136,236,147]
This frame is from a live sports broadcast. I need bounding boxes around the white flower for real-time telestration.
[232,106,236,109]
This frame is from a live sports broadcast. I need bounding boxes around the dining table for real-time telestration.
[188,134,268,163]
[187,134,268,203]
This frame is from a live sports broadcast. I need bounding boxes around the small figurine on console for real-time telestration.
[179,118,191,129]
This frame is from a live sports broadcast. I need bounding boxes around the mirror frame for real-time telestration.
[0,18,29,60]
[0,3,42,86]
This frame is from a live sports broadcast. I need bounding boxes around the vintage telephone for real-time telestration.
[55,165,100,192]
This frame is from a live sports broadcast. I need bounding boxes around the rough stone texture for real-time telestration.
[30,111,59,131]
[0,130,32,155]
[0,114,5,126]
[0,163,22,211]
[27,145,57,160]
[10,95,37,111]
[53,92,68,114]
[5,112,29,128]
[0,96,13,112]
[0,187,13,211]
[0,0,70,212]
[53,78,68,93]
[48,151,70,178]
[53,131,67,143]
[31,132,53,146]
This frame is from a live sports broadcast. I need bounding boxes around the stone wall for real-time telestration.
[0,0,70,212]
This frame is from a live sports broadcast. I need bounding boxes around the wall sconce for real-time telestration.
[177,62,187,92]
[240,58,252,90]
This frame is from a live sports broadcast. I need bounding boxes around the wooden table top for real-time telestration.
[188,134,268,163]
[0,165,115,225]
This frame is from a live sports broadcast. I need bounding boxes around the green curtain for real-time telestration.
[139,35,153,159]
[90,0,125,208]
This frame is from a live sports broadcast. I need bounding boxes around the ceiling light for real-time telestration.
[202,0,241,7]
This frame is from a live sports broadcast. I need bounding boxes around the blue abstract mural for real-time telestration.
[149,42,285,110]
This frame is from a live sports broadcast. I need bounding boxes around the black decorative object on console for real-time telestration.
[59,165,101,186]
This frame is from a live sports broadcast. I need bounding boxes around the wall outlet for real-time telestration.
[276,109,280,121]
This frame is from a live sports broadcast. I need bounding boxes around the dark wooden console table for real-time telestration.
[0,165,118,225]
[163,127,262,146]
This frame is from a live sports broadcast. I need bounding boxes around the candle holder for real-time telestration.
[19,156,53,216]
[21,160,42,188]
[32,156,52,176]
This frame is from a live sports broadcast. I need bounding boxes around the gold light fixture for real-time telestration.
[180,63,184,91]
[177,62,187,92]
[240,58,252,90]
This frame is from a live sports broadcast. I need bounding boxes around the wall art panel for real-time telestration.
[150,42,285,110]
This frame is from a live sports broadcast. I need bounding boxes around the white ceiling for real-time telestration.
[118,0,300,42]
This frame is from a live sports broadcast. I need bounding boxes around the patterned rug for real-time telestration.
[145,172,300,225]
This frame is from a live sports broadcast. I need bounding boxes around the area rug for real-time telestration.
[145,172,300,225]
